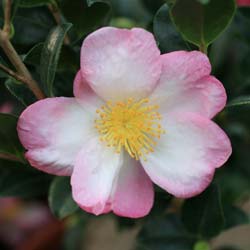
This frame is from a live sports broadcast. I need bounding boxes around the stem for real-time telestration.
[0,0,45,100]
[0,153,24,163]
[0,63,31,85]
[3,0,11,37]
[0,31,45,99]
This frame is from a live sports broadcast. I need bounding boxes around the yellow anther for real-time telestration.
[94,98,164,160]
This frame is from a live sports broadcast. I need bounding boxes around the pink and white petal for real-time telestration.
[73,70,103,113]
[71,137,123,216]
[141,112,232,198]
[18,97,96,176]
[150,51,226,118]
[112,154,154,218]
[81,27,161,101]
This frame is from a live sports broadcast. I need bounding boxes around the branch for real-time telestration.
[0,33,45,99]
[3,0,11,37]
[0,0,45,100]
[0,62,32,85]
[0,152,25,163]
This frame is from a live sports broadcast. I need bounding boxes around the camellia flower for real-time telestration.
[17,27,232,218]
[237,0,250,6]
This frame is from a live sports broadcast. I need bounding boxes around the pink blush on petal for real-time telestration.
[237,0,250,6]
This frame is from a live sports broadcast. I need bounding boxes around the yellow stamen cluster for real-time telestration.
[95,98,165,160]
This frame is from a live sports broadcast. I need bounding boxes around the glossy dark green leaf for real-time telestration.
[182,184,224,239]
[58,0,111,40]
[0,159,52,197]
[24,42,43,66]
[0,113,24,159]
[0,56,9,78]
[5,78,36,106]
[19,0,52,8]
[57,46,79,72]
[12,7,55,46]
[49,176,78,219]
[40,23,72,96]
[53,71,74,97]
[142,0,165,14]
[150,186,172,216]
[170,0,236,49]
[197,0,210,4]
[165,0,176,7]
[153,4,188,53]
[63,215,87,250]
[137,213,194,250]
[223,205,249,230]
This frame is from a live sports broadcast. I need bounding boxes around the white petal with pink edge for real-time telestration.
[112,154,154,218]
[71,136,123,215]
[17,97,96,176]
[71,137,154,218]
[140,112,232,198]
[150,51,226,118]
[80,27,162,101]
[73,70,103,113]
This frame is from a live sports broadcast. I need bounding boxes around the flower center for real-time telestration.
[95,98,165,160]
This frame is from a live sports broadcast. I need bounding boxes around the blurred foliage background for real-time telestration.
[0,0,250,250]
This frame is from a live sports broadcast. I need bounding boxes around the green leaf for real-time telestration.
[63,215,87,250]
[24,43,44,66]
[53,71,74,97]
[150,187,172,216]
[0,113,24,159]
[141,0,165,14]
[40,23,72,96]
[5,78,36,106]
[226,96,250,108]
[19,0,53,8]
[153,4,189,53]
[170,0,236,49]
[0,159,52,198]
[197,0,210,4]
[165,0,176,8]
[48,176,78,219]
[58,0,111,40]
[194,241,211,250]
[223,205,249,230]
[137,213,194,250]
[57,46,79,72]
[13,6,56,46]
[181,184,224,239]
[0,56,9,78]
